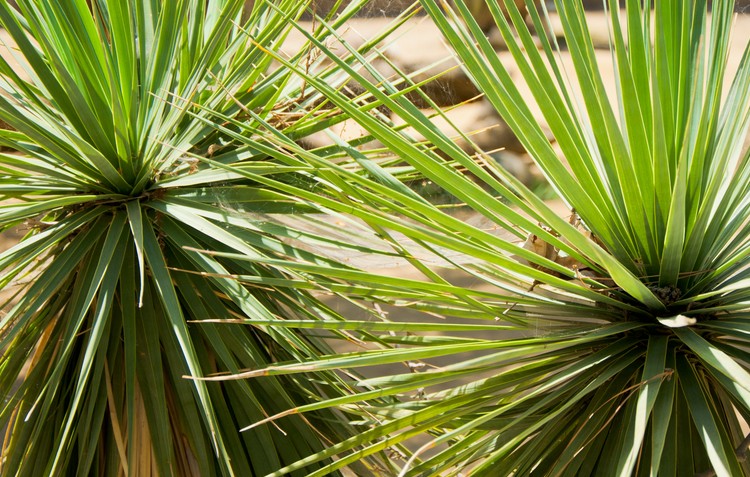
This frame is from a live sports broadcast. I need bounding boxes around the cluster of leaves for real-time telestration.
[2,0,750,476]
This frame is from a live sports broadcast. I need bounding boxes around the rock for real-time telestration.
[490,151,542,186]
[279,17,481,106]
[376,18,481,106]
[277,17,471,105]
[461,0,538,33]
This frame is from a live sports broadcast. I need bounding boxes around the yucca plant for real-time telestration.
[0,0,425,475]
[194,0,750,475]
